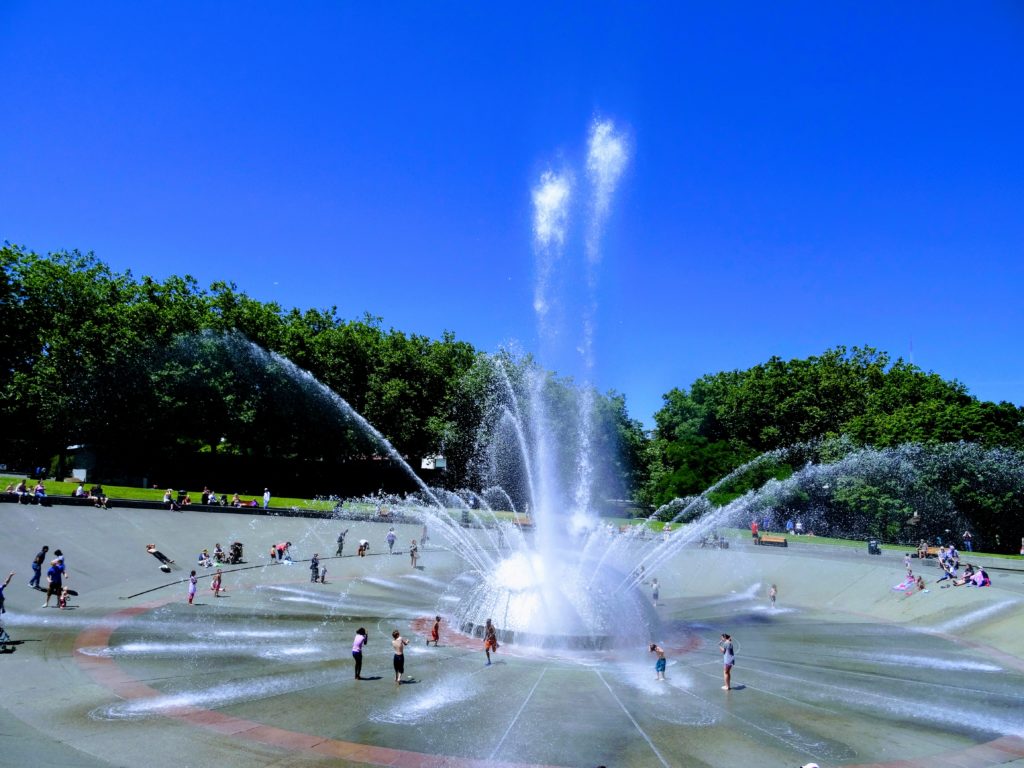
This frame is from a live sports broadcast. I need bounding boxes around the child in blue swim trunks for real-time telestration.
[650,643,666,681]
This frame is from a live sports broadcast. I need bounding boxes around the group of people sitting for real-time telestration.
[71,482,110,508]
[5,479,49,502]
[162,487,262,511]
[199,542,244,567]
[935,545,990,587]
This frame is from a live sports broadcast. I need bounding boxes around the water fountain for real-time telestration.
[4,121,1023,768]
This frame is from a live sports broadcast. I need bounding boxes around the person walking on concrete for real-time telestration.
[386,528,396,554]
[29,545,48,589]
[309,554,320,583]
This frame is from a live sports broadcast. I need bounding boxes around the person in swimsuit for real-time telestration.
[211,569,225,597]
[484,618,499,665]
[392,629,410,686]
[650,643,667,681]
[427,616,441,646]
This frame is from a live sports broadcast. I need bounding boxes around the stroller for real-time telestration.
[227,542,244,565]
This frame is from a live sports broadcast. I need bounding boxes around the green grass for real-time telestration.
[6,475,1020,559]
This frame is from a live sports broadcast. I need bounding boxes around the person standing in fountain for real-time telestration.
[769,584,778,609]
[336,528,348,557]
[386,528,396,554]
[409,539,418,568]
[484,619,499,665]
[392,629,410,686]
[211,568,226,597]
[352,627,368,679]
[309,553,320,583]
[720,633,735,690]
[650,643,667,681]
[187,570,197,605]
[651,578,659,606]
[427,615,441,646]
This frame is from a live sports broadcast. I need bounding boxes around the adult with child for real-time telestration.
[43,551,67,608]
[309,553,320,583]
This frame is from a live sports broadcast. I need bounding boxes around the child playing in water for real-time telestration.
[484,619,499,665]
[649,643,667,681]
[427,616,441,646]
[188,570,197,604]
[211,569,225,597]
[769,584,777,608]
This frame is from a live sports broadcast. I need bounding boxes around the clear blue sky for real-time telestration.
[3,3,1023,427]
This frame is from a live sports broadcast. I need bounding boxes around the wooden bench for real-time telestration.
[512,515,534,528]
[756,535,788,547]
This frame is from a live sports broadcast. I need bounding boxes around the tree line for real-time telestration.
[0,245,644,500]
[3,245,1021,548]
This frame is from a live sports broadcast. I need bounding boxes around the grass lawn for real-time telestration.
[4,475,1019,560]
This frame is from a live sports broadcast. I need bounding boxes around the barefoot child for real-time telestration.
[650,643,667,680]
[427,615,441,646]
[188,570,197,604]
[720,633,735,690]
[484,618,499,665]
[211,569,225,597]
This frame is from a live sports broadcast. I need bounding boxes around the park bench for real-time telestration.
[756,535,788,547]
[513,515,534,528]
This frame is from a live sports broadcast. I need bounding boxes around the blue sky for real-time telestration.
[2,3,1023,426]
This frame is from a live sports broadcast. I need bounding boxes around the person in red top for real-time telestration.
[751,520,759,539]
